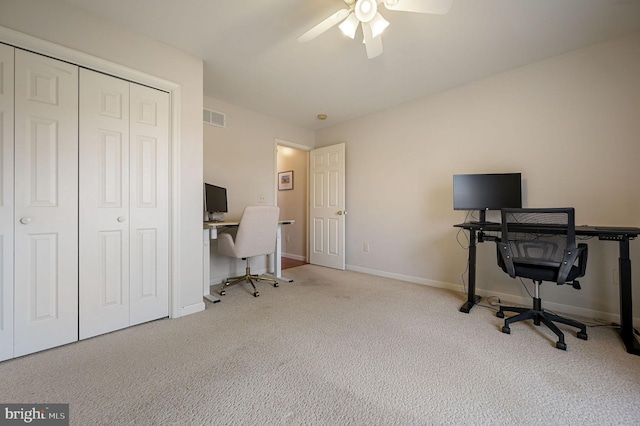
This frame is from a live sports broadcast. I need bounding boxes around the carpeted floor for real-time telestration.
[1,264,639,425]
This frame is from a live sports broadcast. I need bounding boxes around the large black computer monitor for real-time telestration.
[204,183,228,221]
[453,173,522,223]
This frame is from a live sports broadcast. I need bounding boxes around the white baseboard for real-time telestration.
[346,264,460,292]
[346,264,639,328]
[177,301,205,318]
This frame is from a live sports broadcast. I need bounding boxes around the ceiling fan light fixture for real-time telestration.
[338,12,360,39]
[297,0,454,58]
[369,13,390,38]
[355,0,377,23]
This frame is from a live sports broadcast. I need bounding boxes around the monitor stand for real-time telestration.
[470,210,497,225]
[207,212,225,222]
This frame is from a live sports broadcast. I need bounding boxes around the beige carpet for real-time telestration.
[1,264,639,425]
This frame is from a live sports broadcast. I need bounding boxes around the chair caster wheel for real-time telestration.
[224,281,230,286]
[496,311,504,319]
[577,332,588,340]
[556,342,567,350]
[219,290,226,296]
[501,326,511,334]
[273,282,279,287]
[253,292,259,297]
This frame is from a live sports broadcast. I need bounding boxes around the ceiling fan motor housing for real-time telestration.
[355,0,378,23]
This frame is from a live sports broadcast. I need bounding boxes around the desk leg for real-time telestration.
[203,228,220,304]
[618,239,639,355]
[265,224,293,283]
[460,228,481,313]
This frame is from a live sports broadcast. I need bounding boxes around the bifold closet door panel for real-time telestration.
[0,44,15,362]
[79,69,169,338]
[79,68,131,340]
[129,83,169,326]
[13,50,79,357]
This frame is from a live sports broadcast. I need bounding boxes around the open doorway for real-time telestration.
[275,139,309,269]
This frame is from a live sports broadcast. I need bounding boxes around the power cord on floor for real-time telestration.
[609,322,640,337]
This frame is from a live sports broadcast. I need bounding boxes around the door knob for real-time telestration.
[19,217,32,225]
[117,216,126,223]
[336,211,347,215]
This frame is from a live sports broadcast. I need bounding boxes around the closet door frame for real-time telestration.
[0,26,184,319]
[0,43,15,362]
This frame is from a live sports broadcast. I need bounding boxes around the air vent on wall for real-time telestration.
[203,108,226,127]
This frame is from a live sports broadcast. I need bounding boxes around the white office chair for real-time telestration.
[217,205,280,297]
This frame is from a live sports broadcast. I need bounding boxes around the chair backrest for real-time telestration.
[498,208,578,284]
[232,205,280,259]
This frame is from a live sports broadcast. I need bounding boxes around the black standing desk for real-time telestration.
[454,222,640,356]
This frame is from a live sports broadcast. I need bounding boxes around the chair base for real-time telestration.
[219,266,279,298]
[497,298,587,350]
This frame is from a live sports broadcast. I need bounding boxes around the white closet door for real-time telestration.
[79,69,131,339]
[129,84,169,325]
[0,44,14,362]
[13,50,79,357]
[79,70,169,337]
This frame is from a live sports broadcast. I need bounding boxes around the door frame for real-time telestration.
[0,26,183,319]
[274,138,311,262]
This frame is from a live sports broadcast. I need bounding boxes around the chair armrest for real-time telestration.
[496,241,516,278]
[576,243,588,277]
[557,243,588,284]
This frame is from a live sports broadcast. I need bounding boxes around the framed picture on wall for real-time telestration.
[278,170,294,190]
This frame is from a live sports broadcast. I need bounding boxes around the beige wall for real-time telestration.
[203,96,314,282]
[277,146,308,261]
[0,0,205,314]
[316,31,640,323]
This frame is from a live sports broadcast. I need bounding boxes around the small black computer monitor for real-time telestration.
[204,183,228,214]
[453,173,522,223]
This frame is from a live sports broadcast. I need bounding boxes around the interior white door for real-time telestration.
[13,49,79,357]
[309,143,346,270]
[0,44,15,362]
[128,83,169,326]
[79,69,131,339]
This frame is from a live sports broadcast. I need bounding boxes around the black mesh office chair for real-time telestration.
[496,208,589,350]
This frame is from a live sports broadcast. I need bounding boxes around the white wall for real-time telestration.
[0,0,205,315]
[203,96,314,283]
[315,31,640,324]
[277,146,308,261]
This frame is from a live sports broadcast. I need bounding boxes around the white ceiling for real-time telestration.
[61,0,640,130]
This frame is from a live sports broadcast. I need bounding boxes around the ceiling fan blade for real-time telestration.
[362,23,383,59]
[297,8,351,43]
[382,0,453,15]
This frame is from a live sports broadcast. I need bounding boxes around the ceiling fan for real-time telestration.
[297,0,453,59]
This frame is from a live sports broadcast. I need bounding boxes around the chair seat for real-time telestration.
[512,263,583,284]
[217,205,280,297]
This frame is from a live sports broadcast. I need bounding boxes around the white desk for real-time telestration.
[203,220,294,303]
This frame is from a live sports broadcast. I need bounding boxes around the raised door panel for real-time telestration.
[0,44,14,362]
[79,69,130,339]
[13,49,78,357]
[129,84,169,325]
